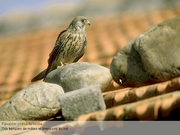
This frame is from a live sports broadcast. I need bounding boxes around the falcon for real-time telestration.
[31,16,90,82]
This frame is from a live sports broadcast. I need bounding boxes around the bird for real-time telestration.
[31,16,90,82]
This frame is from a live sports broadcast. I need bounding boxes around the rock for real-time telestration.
[59,85,106,121]
[0,82,64,121]
[44,62,112,92]
[110,16,180,87]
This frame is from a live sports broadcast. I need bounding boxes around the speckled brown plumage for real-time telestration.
[31,16,90,82]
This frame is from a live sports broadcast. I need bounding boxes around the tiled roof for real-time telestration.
[1,2,180,126]
[79,77,180,121]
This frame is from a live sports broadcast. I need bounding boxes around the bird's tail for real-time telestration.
[31,69,47,82]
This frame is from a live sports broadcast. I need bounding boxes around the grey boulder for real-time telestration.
[44,62,112,92]
[110,16,180,87]
[59,85,106,121]
[0,82,64,121]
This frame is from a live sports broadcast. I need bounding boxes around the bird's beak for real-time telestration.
[86,20,91,25]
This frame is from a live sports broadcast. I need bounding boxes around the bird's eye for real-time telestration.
[81,19,86,23]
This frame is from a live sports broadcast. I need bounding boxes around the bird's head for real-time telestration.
[68,16,90,30]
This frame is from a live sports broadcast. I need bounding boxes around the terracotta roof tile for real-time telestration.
[77,91,180,121]
[103,77,180,108]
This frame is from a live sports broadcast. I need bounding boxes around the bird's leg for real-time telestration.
[57,62,64,68]
[57,62,67,68]
[57,62,69,68]
[60,62,64,66]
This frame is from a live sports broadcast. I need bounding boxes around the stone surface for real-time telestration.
[44,62,112,92]
[59,85,106,121]
[0,82,64,121]
[110,16,180,87]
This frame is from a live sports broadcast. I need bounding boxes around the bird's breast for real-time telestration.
[56,32,87,65]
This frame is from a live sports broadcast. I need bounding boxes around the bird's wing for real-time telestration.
[45,30,70,77]
[48,30,69,65]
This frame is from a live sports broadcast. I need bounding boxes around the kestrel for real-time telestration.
[31,16,90,82]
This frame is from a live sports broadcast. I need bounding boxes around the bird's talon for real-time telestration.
[57,66,62,68]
